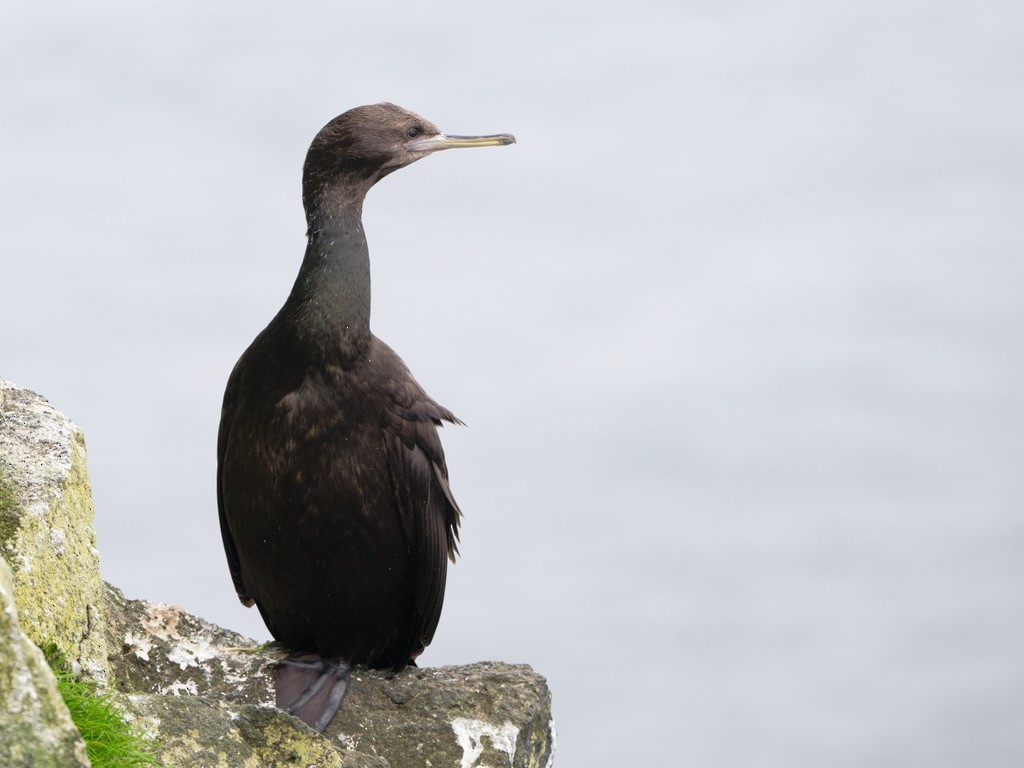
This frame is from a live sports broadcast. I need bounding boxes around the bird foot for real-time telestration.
[274,653,352,732]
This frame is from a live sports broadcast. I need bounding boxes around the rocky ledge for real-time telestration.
[0,379,555,767]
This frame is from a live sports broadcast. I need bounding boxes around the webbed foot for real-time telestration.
[274,653,352,733]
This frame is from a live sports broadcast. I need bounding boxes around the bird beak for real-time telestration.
[406,133,516,153]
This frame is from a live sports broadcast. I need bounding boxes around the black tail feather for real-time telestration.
[275,653,352,733]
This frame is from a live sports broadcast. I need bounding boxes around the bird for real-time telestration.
[216,103,514,732]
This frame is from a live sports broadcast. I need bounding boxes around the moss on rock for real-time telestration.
[123,694,385,768]
[0,381,110,681]
[0,557,91,767]
[0,470,21,555]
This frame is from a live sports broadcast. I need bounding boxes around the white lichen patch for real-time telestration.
[143,602,219,672]
[49,528,66,555]
[124,632,152,662]
[451,717,519,768]
[159,680,199,697]
[334,732,359,751]
[166,640,219,671]
[220,670,251,689]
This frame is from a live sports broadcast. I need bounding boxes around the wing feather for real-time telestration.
[382,379,462,656]
[217,370,254,607]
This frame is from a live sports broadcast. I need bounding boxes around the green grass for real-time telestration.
[40,643,161,768]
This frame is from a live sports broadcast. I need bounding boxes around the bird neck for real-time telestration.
[283,205,372,358]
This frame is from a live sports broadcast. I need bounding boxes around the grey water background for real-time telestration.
[3,1,1024,765]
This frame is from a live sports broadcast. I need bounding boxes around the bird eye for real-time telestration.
[407,127,421,138]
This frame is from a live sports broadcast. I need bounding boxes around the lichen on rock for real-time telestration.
[104,581,275,707]
[0,556,90,767]
[105,584,555,767]
[324,661,555,768]
[0,381,109,681]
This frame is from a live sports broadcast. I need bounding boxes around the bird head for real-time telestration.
[301,102,514,223]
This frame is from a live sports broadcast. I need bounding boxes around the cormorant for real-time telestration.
[216,103,514,732]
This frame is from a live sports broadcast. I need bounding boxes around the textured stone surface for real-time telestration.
[326,662,555,768]
[0,557,90,767]
[0,380,109,680]
[104,581,274,705]
[106,584,555,767]
[123,693,383,768]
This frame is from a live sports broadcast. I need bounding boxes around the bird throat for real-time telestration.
[284,206,372,360]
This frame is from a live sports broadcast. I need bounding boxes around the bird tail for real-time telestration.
[274,653,352,733]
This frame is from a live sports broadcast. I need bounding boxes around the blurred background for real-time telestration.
[3,1,1023,765]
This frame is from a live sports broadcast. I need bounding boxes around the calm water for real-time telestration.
[3,2,1023,765]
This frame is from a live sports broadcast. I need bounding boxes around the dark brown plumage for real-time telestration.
[216,103,514,732]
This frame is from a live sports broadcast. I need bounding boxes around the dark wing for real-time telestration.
[382,371,463,659]
[216,366,254,607]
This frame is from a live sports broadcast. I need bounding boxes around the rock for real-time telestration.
[105,583,555,767]
[0,556,90,767]
[325,662,555,768]
[0,381,109,680]
[103,581,273,705]
[0,377,556,768]
[122,694,373,768]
